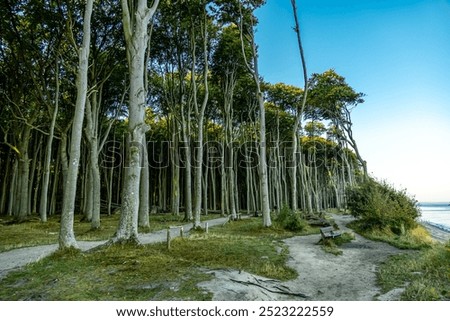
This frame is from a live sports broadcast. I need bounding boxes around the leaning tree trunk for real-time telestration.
[290,0,309,213]
[59,0,94,250]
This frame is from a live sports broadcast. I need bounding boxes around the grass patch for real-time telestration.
[0,215,119,252]
[219,217,319,240]
[0,243,212,300]
[0,213,222,252]
[378,242,450,300]
[0,217,308,300]
[347,220,433,250]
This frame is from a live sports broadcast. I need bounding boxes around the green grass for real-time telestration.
[0,213,222,252]
[214,217,320,240]
[0,217,312,300]
[377,242,450,300]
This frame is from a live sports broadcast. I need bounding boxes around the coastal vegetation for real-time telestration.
[345,179,448,300]
[346,178,420,234]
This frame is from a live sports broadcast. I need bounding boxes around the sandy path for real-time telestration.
[199,214,406,301]
[282,214,403,300]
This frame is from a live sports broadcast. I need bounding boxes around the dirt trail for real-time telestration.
[199,214,406,301]
[282,214,404,300]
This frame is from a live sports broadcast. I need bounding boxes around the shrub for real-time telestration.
[276,204,307,232]
[346,178,420,234]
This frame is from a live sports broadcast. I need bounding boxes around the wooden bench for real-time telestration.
[320,226,342,239]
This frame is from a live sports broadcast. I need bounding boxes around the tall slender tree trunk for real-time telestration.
[114,0,159,243]
[182,132,192,222]
[59,0,94,249]
[139,135,150,228]
[290,0,309,213]
[29,136,42,214]
[40,62,60,222]
[192,14,209,227]
[8,160,18,216]
[49,145,61,216]
[17,125,32,221]
[85,98,101,229]
[239,10,271,227]
[170,121,180,216]
[0,151,11,214]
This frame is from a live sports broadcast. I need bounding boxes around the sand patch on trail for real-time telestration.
[199,214,405,301]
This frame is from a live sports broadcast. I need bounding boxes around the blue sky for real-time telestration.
[255,0,450,202]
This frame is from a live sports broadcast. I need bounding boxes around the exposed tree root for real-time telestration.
[230,277,309,298]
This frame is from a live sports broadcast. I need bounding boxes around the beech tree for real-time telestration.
[211,25,246,220]
[59,0,94,249]
[290,0,309,212]
[306,70,367,178]
[112,0,160,243]
[190,2,210,228]
[238,1,271,227]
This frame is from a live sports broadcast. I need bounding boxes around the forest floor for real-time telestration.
[0,214,447,300]
[0,216,230,281]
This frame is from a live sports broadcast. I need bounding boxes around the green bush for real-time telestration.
[276,204,307,232]
[346,179,419,234]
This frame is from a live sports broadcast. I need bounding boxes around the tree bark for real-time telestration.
[139,135,150,228]
[60,0,94,249]
[17,125,32,221]
[290,0,309,213]
[85,97,101,228]
[238,9,271,226]
[170,120,180,216]
[40,61,60,222]
[113,0,159,243]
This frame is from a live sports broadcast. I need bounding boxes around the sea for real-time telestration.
[418,202,450,232]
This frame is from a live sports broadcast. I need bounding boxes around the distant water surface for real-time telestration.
[418,202,450,232]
